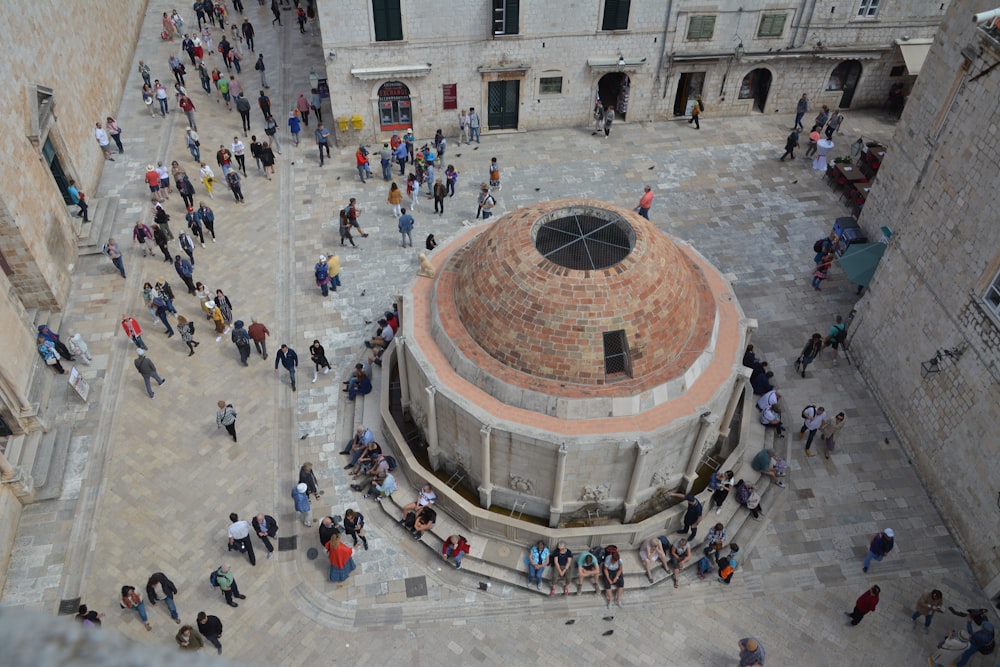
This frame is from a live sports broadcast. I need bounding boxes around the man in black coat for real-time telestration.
[197,611,223,654]
[145,572,180,623]
[251,513,278,558]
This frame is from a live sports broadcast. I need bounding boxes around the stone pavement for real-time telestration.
[1,2,992,665]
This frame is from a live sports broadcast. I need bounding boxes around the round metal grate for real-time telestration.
[534,213,634,270]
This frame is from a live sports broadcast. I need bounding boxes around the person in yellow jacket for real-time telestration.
[387,182,403,218]
[326,254,341,291]
[207,300,226,339]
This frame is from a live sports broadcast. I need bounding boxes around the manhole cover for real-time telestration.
[58,598,81,615]
[404,576,427,598]
[306,547,319,560]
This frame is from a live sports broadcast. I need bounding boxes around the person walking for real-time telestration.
[292,482,312,526]
[794,333,824,378]
[216,401,238,441]
[120,585,152,631]
[433,180,447,215]
[186,126,201,161]
[668,492,704,541]
[603,105,615,138]
[793,93,809,131]
[824,315,848,366]
[178,231,196,266]
[326,533,356,583]
[863,528,895,572]
[134,349,165,399]
[255,53,267,87]
[235,93,251,134]
[227,170,245,202]
[309,340,331,382]
[688,98,702,129]
[176,625,203,651]
[196,612,223,654]
[274,344,298,391]
[154,80,170,117]
[178,173,197,210]
[635,185,654,219]
[231,320,251,365]
[248,318,269,359]
[315,123,330,166]
[846,585,880,626]
[199,162,215,198]
[398,208,414,248]
[260,141,276,179]
[213,564,247,607]
[227,513,256,566]
[177,315,199,355]
[355,145,368,182]
[145,572,180,625]
[120,314,147,350]
[174,255,196,294]
[826,109,844,139]
[197,201,216,242]
[818,411,845,458]
[738,637,765,667]
[956,610,996,667]
[798,405,827,457]
[387,182,403,217]
[911,589,944,633]
[103,237,126,278]
[780,130,799,161]
[231,137,247,175]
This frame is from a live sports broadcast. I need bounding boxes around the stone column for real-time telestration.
[623,441,651,523]
[477,424,493,508]
[683,412,721,492]
[717,367,751,442]
[0,449,32,497]
[425,385,440,470]
[548,442,569,528]
[395,336,410,410]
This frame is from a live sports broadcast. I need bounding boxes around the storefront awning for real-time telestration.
[836,242,886,288]
[815,51,884,61]
[895,39,933,75]
[350,65,431,80]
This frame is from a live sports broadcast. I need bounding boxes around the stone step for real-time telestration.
[3,434,26,464]
[12,431,45,487]
[76,198,110,244]
[30,424,73,501]
[77,196,121,255]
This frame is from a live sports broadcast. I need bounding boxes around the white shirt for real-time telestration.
[418,489,436,507]
[95,128,109,146]
[760,407,780,426]
[156,166,170,181]
[804,409,827,431]
[231,140,245,156]
[381,325,394,343]
[756,390,778,411]
[200,165,215,180]
[228,520,251,540]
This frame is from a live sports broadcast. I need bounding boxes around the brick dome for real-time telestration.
[439,200,716,394]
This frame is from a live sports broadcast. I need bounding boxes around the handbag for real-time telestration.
[44,356,57,366]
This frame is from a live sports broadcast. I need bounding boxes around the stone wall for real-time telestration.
[850,0,1000,595]
[316,0,946,144]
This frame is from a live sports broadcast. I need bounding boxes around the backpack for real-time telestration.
[698,99,705,112]
[801,404,816,420]
[209,567,220,588]
[136,226,148,243]
[833,324,847,344]
[188,321,196,335]
[813,239,825,253]
[314,262,329,282]
[697,556,713,575]
[234,329,249,346]
[384,455,397,472]
[734,479,750,505]
[103,242,111,256]
[589,545,606,563]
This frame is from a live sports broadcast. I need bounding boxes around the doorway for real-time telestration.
[827,61,862,109]
[42,137,72,205]
[739,69,772,112]
[596,72,631,120]
[487,80,520,130]
[377,81,412,132]
[673,72,705,116]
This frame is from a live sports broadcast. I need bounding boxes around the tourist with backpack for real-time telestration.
[824,314,848,365]
[798,405,827,456]
[314,255,331,295]
[211,565,245,607]
[794,333,824,378]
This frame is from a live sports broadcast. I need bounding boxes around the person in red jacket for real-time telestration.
[846,585,880,625]
[441,535,470,569]
[120,314,148,350]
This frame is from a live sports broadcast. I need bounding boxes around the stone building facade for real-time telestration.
[317,0,948,145]
[850,0,1000,596]
[0,1,145,585]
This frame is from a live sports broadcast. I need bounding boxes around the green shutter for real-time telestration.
[602,0,630,31]
[757,13,786,38]
[505,0,519,35]
[687,15,716,40]
[373,0,403,42]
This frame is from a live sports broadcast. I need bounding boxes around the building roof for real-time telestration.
[443,200,717,393]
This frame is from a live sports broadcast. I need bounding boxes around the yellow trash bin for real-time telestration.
[350,115,364,130]
[337,116,350,132]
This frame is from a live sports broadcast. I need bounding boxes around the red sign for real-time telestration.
[442,83,457,110]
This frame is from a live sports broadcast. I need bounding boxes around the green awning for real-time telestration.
[837,242,886,288]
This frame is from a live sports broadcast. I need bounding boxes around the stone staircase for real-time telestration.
[333,344,791,596]
[76,196,121,256]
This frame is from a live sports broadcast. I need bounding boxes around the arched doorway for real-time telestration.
[826,61,863,109]
[739,69,772,112]
[377,81,412,132]
[597,72,631,120]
